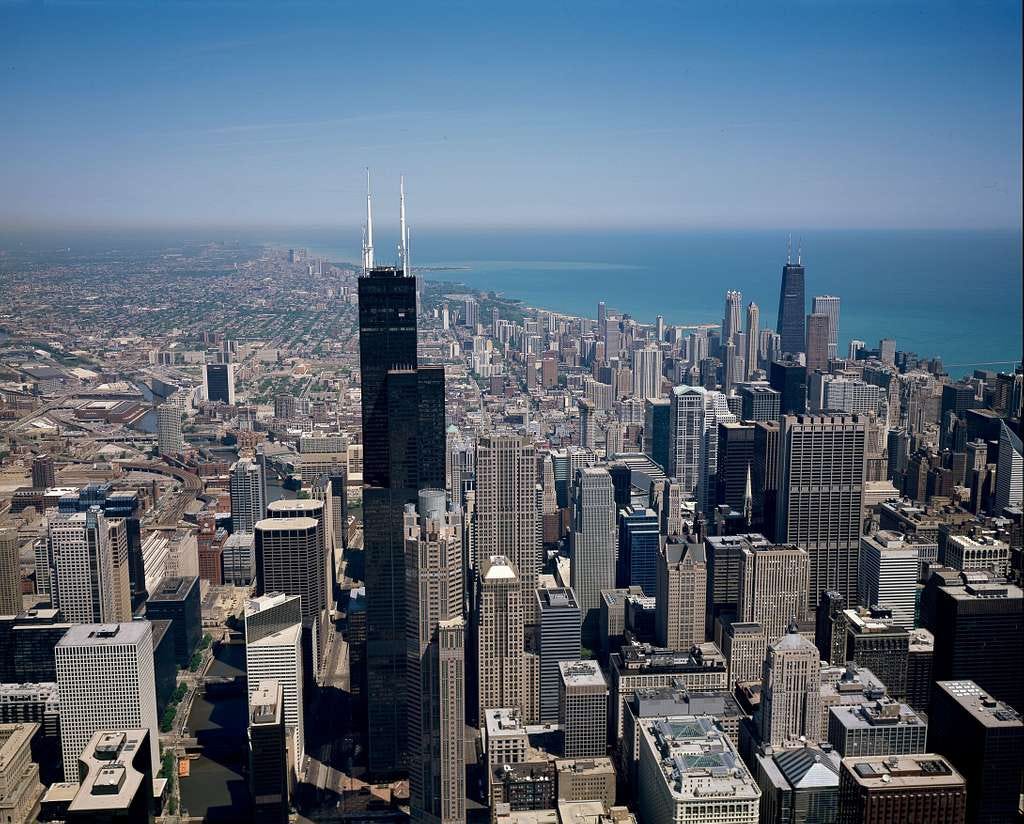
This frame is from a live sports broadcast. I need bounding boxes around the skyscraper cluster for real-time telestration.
[1,185,1019,824]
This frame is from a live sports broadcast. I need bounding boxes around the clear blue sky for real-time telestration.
[1,1,1020,230]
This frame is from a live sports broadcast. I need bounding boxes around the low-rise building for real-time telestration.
[554,757,616,806]
[837,753,965,824]
[65,729,155,823]
[827,699,927,758]
[609,642,727,738]
[752,742,841,824]
[636,716,760,824]
[0,722,44,824]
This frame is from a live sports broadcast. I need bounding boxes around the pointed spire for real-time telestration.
[399,175,408,275]
[363,167,374,271]
[786,233,792,265]
[743,465,753,525]
[797,237,803,265]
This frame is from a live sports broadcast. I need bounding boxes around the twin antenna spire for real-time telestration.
[785,233,803,266]
[362,169,411,276]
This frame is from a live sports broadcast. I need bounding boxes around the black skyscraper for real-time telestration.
[929,680,1023,824]
[359,268,418,488]
[716,421,755,514]
[770,359,807,416]
[358,265,445,777]
[204,362,234,404]
[751,420,779,538]
[776,254,806,356]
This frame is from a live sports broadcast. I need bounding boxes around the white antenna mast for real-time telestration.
[364,167,374,271]
[399,175,408,275]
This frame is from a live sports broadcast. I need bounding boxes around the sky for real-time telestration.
[1,1,1021,230]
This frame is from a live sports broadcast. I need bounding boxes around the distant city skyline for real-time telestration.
[1,1,1021,229]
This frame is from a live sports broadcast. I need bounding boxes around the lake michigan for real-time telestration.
[269,227,1023,378]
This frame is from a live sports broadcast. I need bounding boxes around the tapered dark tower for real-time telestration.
[776,241,806,356]
[358,176,445,777]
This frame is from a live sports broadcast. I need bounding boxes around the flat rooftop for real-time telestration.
[147,575,197,602]
[485,708,527,738]
[843,754,964,790]
[559,660,606,689]
[936,681,1023,728]
[253,516,318,531]
[68,730,149,812]
[539,588,579,610]
[639,716,758,802]
[830,700,925,731]
[58,621,151,647]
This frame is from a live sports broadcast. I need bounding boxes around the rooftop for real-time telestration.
[908,628,934,652]
[600,587,645,606]
[68,729,150,812]
[756,744,841,791]
[631,685,743,720]
[843,754,964,790]
[639,716,759,802]
[249,680,282,726]
[616,642,727,674]
[559,660,607,689]
[554,757,615,778]
[245,591,300,616]
[557,801,636,824]
[253,515,319,532]
[539,588,580,610]
[936,680,1023,727]
[485,708,527,738]
[58,621,151,648]
[248,623,301,648]
[0,722,39,768]
[483,555,519,581]
[147,575,197,602]
[830,699,925,731]
[266,498,323,514]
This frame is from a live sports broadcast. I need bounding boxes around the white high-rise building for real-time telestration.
[812,295,841,361]
[404,490,466,824]
[631,346,663,400]
[48,510,131,624]
[230,459,266,534]
[245,593,304,772]
[0,527,21,615]
[736,542,810,645]
[475,555,524,723]
[723,290,743,343]
[475,435,539,624]
[809,374,888,419]
[686,331,708,367]
[995,421,1023,511]
[55,622,160,781]
[569,467,617,627]
[156,402,184,456]
[759,625,823,747]
[745,302,760,379]
[858,531,919,629]
[668,386,736,514]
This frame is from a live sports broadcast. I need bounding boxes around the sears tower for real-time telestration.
[358,173,446,776]
[776,238,806,356]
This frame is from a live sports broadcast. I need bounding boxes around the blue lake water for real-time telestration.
[3,227,1018,377]
[268,228,1022,378]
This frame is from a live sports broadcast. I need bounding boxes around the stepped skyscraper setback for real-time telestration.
[358,174,446,776]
